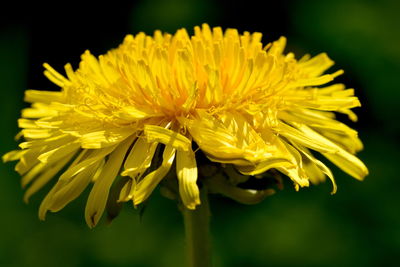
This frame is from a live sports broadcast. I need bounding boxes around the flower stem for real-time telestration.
[182,186,212,267]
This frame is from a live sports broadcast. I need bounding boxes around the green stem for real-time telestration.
[182,186,212,267]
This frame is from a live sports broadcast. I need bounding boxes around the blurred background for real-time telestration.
[1,0,399,266]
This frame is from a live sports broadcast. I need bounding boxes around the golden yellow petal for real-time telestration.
[118,178,136,202]
[176,148,200,210]
[268,36,286,56]
[15,147,44,175]
[298,53,334,77]
[24,90,64,104]
[85,136,134,228]
[276,141,310,188]
[21,162,47,188]
[58,145,116,182]
[184,111,272,164]
[293,143,337,194]
[24,152,76,203]
[17,118,40,129]
[121,137,157,177]
[43,62,71,87]
[38,154,101,220]
[279,109,358,137]
[19,134,73,149]
[47,161,99,212]
[293,124,368,181]
[237,127,296,175]
[237,158,292,176]
[21,128,54,139]
[134,145,176,205]
[2,150,26,162]
[38,141,80,165]
[321,130,363,154]
[115,106,161,121]
[80,129,133,149]
[323,152,368,181]
[277,122,338,154]
[144,125,191,151]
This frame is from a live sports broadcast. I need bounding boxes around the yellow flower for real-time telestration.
[3,24,368,227]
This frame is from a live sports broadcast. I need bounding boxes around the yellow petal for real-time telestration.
[118,178,136,202]
[279,109,362,154]
[80,129,133,149]
[176,147,200,210]
[15,147,43,175]
[298,53,334,77]
[24,152,76,203]
[321,130,363,154]
[277,140,310,188]
[323,152,368,181]
[85,137,133,228]
[237,158,292,176]
[293,70,344,88]
[21,108,57,119]
[183,112,242,160]
[293,143,337,194]
[237,128,294,175]
[58,145,117,182]
[21,128,54,139]
[47,161,99,212]
[38,157,100,220]
[115,106,161,120]
[134,145,176,205]
[2,150,26,162]
[24,90,64,104]
[288,95,361,111]
[277,122,338,154]
[17,118,40,129]
[121,137,157,177]
[19,134,73,149]
[279,109,358,137]
[277,165,310,188]
[293,124,368,181]
[43,62,71,87]
[204,155,253,166]
[21,162,46,188]
[144,125,191,151]
[38,141,80,165]
[338,108,358,122]
[303,158,326,184]
[183,110,272,164]
[268,36,286,56]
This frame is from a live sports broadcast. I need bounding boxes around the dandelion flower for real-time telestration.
[3,24,368,228]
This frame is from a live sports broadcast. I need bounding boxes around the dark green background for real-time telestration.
[1,0,399,266]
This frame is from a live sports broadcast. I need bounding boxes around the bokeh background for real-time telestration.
[1,0,399,266]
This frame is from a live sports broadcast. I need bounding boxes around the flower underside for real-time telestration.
[3,24,368,227]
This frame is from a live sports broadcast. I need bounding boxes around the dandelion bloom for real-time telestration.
[3,24,368,227]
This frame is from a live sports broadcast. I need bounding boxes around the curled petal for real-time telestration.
[144,125,191,151]
[176,147,200,210]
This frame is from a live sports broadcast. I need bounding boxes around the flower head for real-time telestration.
[4,24,368,227]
